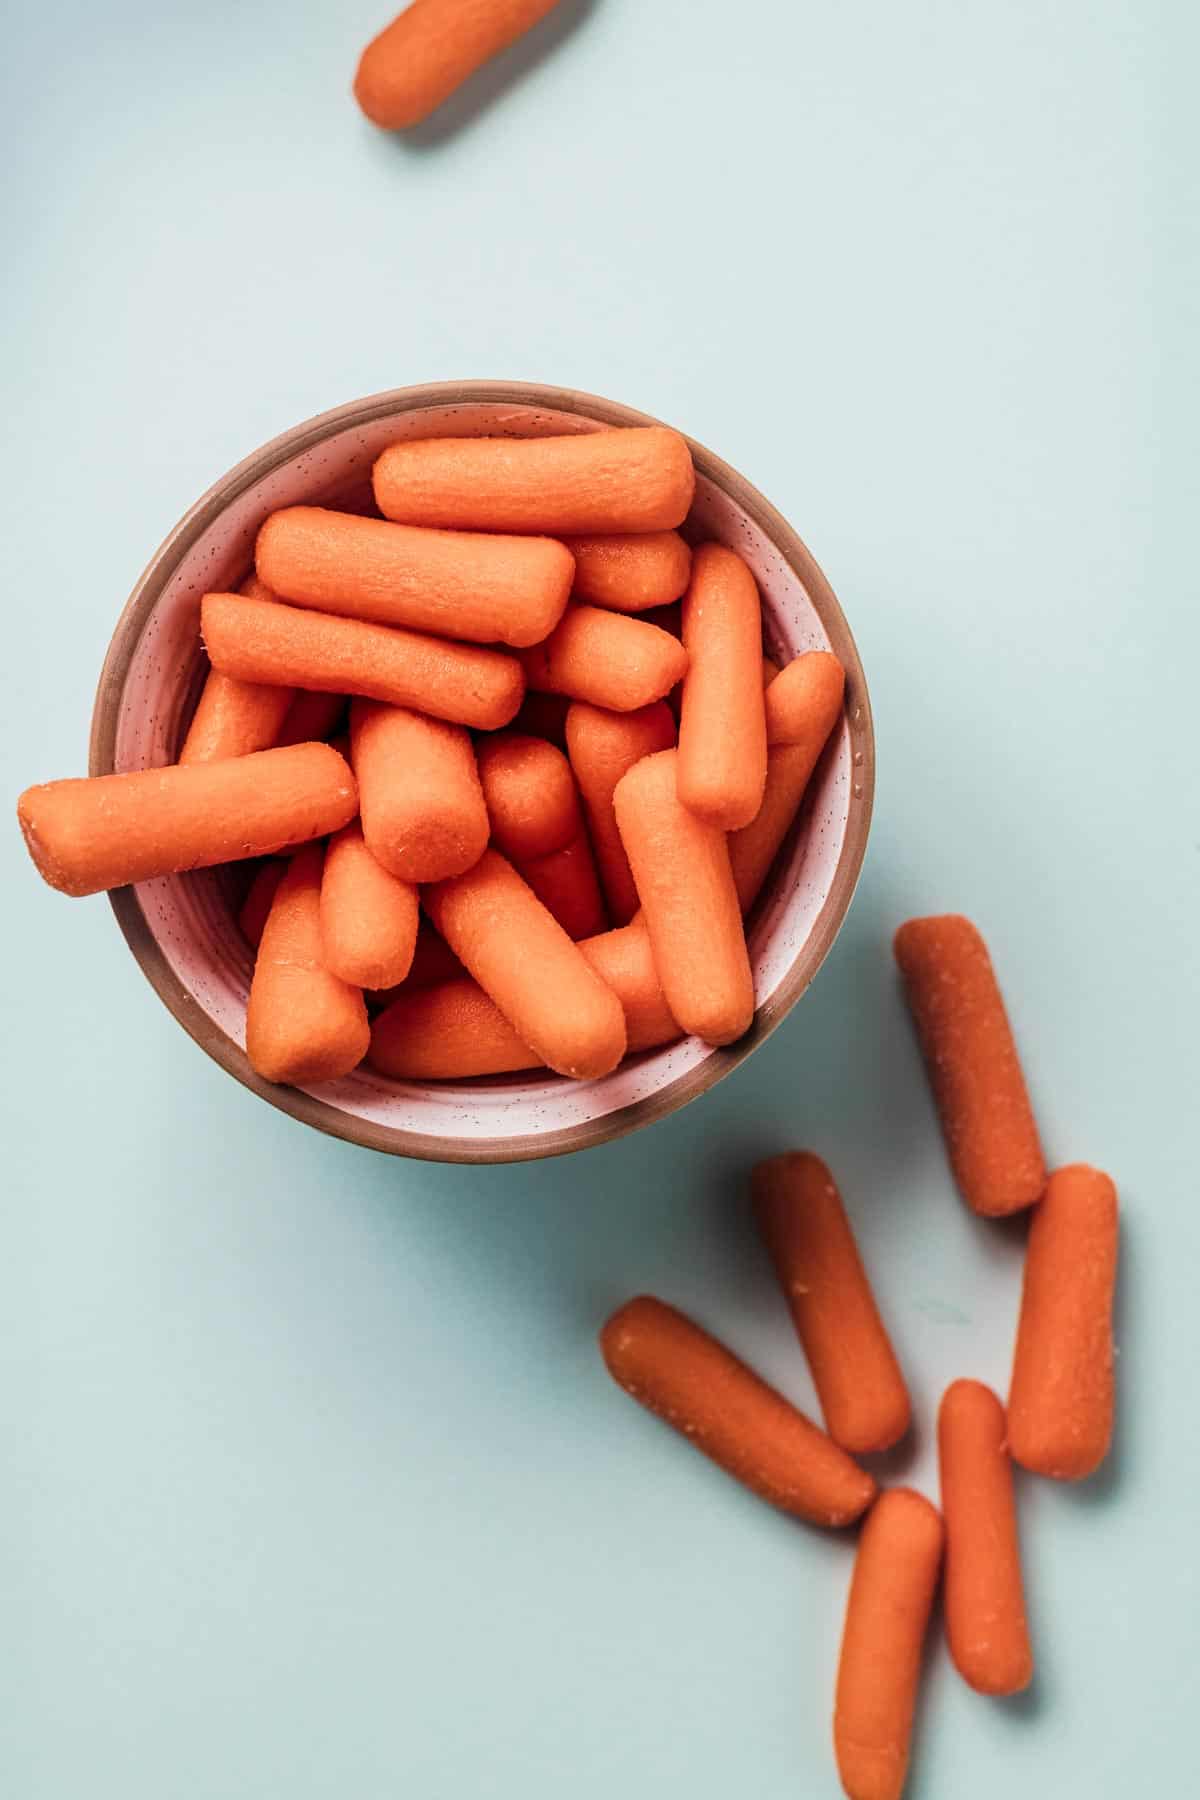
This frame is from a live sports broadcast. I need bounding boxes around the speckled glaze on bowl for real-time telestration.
[90,382,874,1163]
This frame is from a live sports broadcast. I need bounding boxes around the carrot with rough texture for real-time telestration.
[565,699,676,925]
[256,506,572,648]
[579,921,680,1052]
[520,606,688,713]
[179,574,297,764]
[373,427,695,535]
[938,1380,1033,1695]
[476,731,606,937]
[238,860,286,948]
[245,844,370,1085]
[354,0,562,130]
[18,742,357,898]
[564,531,692,612]
[599,1296,875,1527]
[613,749,753,1045]
[202,592,523,731]
[728,652,844,913]
[519,834,607,939]
[350,700,489,884]
[834,1488,944,1800]
[894,915,1045,1218]
[678,543,768,829]
[365,920,463,1012]
[765,649,846,745]
[1008,1164,1118,1480]
[753,1153,911,1455]
[425,850,626,1079]
[319,821,419,990]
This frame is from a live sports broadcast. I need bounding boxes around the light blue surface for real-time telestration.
[3,2,1198,1793]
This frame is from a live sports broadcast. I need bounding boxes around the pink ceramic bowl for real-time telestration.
[91,382,874,1163]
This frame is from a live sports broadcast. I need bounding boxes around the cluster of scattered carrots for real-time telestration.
[16,424,846,1091]
[600,916,1119,1800]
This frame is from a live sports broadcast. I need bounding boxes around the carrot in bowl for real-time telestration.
[372,427,695,536]
[565,700,677,925]
[520,606,688,714]
[477,731,606,938]
[237,859,287,949]
[677,543,768,829]
[319,821,419,991]
[355,0,563,131]
[350,699,489,885]
[564,531,692,612]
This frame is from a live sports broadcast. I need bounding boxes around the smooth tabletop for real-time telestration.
[3,2,1197,1794]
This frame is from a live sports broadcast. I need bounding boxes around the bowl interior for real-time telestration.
[97,391,871,1160]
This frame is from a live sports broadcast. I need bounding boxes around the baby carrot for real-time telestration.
[579,920,681,1053]
[752,1153,911,1455]
[319,820,419,991]
[522,606,688,715]
[365,919,464,1013]
[202,591,524,731]
[565,699,676,925]
[245,844,370,1086]
[476,732,580,861]
[765,649,847,745]
[355,0,562,130]
[178,672,293,765]
[373,427,695,536]
[678,543,768,829]
[520,832,607,940]
[727,652,845,913]
[1008,1164,1118,1480]
[894,916,1045,1218]
[237,859,286,948]
[425,849,626,1080]
[256,506,572,648]
[600,1296,875,1527]
[350,699,489,884]
[564,531,692,612]
[18,742,357,898]
[613,749,754,1045]
[937,1380,1033,1695]
[834,1488,944,1800]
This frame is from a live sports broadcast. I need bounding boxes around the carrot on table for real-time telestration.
[613,749,753,1045]
[373,426,695,536]
[565,699,676,925]
[350,699,489,884]
[275,690,347,747]
[355,0,562,130]
[600,1296,875,1527]
[894,915,1045,1218]
[255,506,572,648]
[238,859,287,949]
[752,1153,911,1455]
[564,531,692,612]
[245,844,370,1086]
[202,591,523,731]
[521,606,688,713]
[728,651,845,913]
[425,849,626,1079]
[579,920,681,1053]
[18,742,357,898]
[677,543,768,829]
[1008,1163,1118,1480]
[834,1488,944,1800]
[937,1380,1033,1695]
[319,820,419,991]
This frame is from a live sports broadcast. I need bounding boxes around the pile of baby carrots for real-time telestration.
[16,424,847,1090]
[601,917,1119,1800]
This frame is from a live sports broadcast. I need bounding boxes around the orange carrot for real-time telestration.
[728,652,844,913]
[425,849,626,1079]
[245,844,370,1085]
[753,1153,911,1455]
[179,575,298,764]
[202,591,523,731]
[373,427,695,535]
[354,0,562,130]
[765,649,846,745]
[1008,1164,1118,1480]
[237,859,286,948]
[521,832,607,939]
[600,1296,875,1527]
[938,1380,1033,1695]
[564,531,692,612]
[677,543,768,829]
[613,749,753,1045]
[365,919,464,1012]
[238,572,278,603]
[256,505,572,648]
[319,820,419,990]
[565,699,676,925]
[275,690,347,747]
[579,920,681,1052]
[521,606,688,713]
[510,689,571,749]
[18,742,357,898]
[894,916,1045,1218]
[350,699,489,884]
[834,1488,944,1800]
[476,732,580,862]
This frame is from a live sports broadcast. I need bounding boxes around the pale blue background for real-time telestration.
[3,2,1197,1794]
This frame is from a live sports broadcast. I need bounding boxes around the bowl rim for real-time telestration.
[90,380,875,1164]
